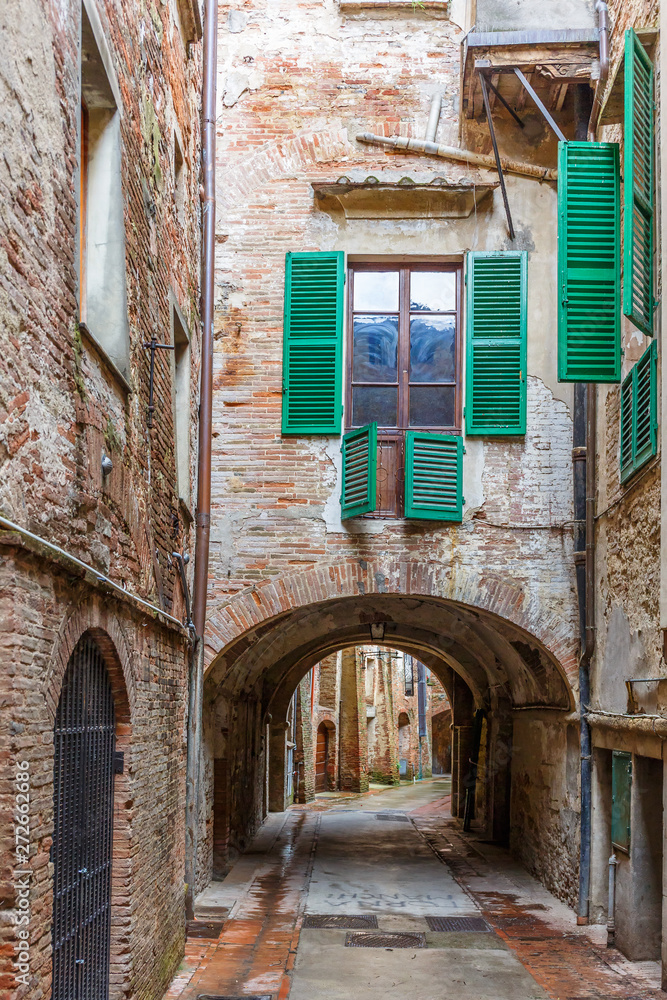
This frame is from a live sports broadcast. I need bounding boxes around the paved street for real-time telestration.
[164,779,664,1000]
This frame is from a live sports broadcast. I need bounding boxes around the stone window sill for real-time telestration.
[79,322,132,396]
[339,0,449,11]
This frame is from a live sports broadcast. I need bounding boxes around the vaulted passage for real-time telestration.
[199,590,580,903]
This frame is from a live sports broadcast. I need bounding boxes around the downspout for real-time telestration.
[185,0,218,921]
[588,1,609,141]
[577,0,607,923]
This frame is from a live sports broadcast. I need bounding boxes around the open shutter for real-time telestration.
[624,28,654,337]
[282,251,344,434]
[465,252,526,435]
[404,431,464,522]
[557,141,621,383]
[621,340,657,483]
[341,423,377,519]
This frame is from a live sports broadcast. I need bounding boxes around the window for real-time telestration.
[611,750,632,853]
[346,263,461,516]
[620,340,657,483]
[172,305,191,503]
[404,656,414,697]
[80,0,130,377]
[174,131,185,225]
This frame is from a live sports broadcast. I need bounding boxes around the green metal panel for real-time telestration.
[465,252,527,435]
[620,340,658,483]
[623,29,654,337]
[404,431,464,521]
[340,423,377,519]
[557,141,621,383]
[611,750,632,853]
[281,251,344,434]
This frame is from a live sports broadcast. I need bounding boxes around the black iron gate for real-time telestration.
[52,635,116,1000]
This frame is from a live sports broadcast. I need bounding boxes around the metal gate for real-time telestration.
[52,635,116,1000]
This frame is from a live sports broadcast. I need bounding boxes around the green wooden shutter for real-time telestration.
[404,431,464,521]
[611,750,632,853]
[282,251,344,434]
[465,252,527,435]
[624,28,654,337]
[341,423,377,519]
[557,141,621,383]
[620,340,657,483]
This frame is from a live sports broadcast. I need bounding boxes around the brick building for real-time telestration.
[288,646,450,801]
[0,0,204,995]
[200,0,600,919]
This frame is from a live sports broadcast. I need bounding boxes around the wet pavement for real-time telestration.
[164,779,665,1000]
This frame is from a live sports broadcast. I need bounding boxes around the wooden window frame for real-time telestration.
[79,100,89,323]
[345,261,463,518]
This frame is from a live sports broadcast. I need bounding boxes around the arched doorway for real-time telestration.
[52,634,116,1000]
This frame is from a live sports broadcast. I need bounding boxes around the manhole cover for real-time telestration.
[197,996,273,1000]
[187,920,225,938]
[376,813,410,822]
[303,914,379,929]
[345,931,426,949]
[426,916,490,933]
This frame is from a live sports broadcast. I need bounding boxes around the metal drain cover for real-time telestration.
[426,916,490,933]
[303,914,379,929]
[197,996,273,1000]
[345,931,426,949]
[187,920,225,938]
[376,813,410,822]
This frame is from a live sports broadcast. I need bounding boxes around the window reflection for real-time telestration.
[410,271,456,312]
[353,315,399,382]
[354,270,399,312]
[409,316,455,383]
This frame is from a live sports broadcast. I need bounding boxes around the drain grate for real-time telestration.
[197,996,273,1000]
[345,931,426,949]
[303,914,379,929]
[426,916,490,933]
[375,813,410,822]
[187,920,225,939]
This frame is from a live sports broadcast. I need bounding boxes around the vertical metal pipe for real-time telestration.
[186,0,218,922]
[607,853,618,946]
[425,93,442,142]
[588,1,609,141]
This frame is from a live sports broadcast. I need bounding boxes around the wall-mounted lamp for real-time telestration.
[101,452,113,477]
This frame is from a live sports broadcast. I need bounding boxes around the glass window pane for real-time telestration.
[410,271,456,312]
[409,316,456,382]
[352,386,398,427]
[354,271,399,312]
[353,315,399,382]
[409,386,455,427]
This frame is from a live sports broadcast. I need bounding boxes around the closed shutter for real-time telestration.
[620,340,657,483]
[404,431,464,521]
[557,141,621,383]
[611,750,632,853]
[624,28,654,337]
[465,252,526,435]
[341,423,377,519]
[282,251,344,434]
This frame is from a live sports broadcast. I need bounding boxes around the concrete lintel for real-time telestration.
[311,179,497,219]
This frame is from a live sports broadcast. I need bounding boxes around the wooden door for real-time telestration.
[315,724,328,792]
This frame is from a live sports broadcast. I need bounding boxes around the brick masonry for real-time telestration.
[0,0,203,994]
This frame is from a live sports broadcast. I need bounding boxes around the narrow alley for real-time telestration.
[166,780,663,1000]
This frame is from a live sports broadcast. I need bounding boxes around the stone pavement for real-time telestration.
[164,779,665,1000]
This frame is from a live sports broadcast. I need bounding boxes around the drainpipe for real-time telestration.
[577,382,597,925]
[425,93,442,142]
[607,853,618,946]
[185,0,218,922]
[588,1,609,141]
[576,2,606,924]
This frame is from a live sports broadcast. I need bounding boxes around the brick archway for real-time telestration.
[45,602,134,1000]
[204,558,578,687]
